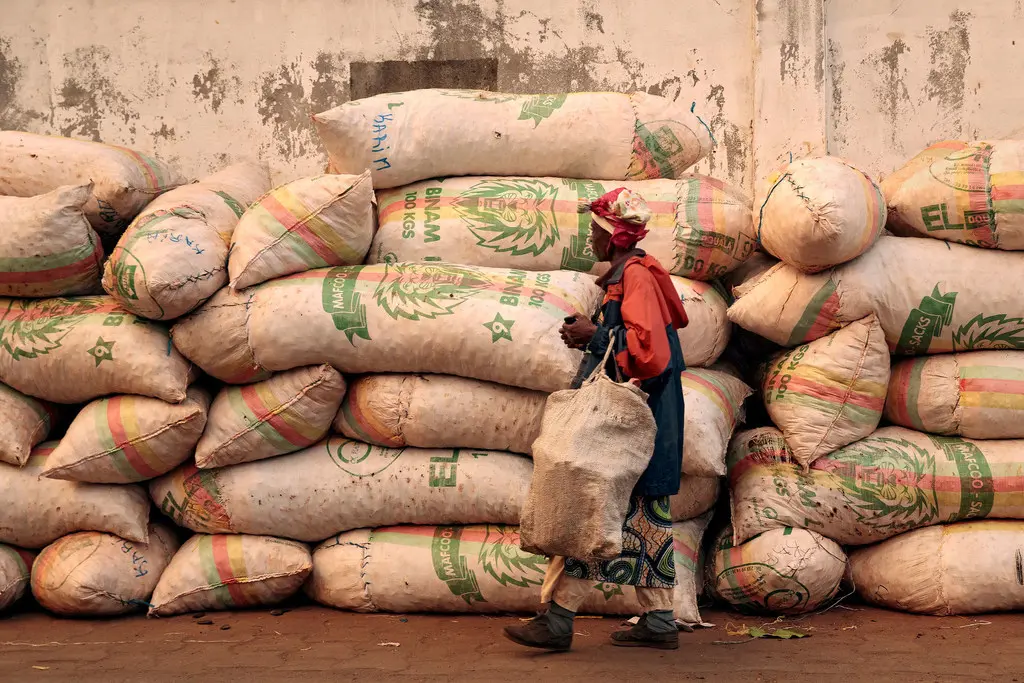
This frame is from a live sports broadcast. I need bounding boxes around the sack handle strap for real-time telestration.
[584,329,624,385]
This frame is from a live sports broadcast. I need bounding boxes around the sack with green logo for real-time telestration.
[762,314,890,469]
[707,524,847,614]
[149,437,532,542]
[0,131,187,237]
[31,524,178,616]
[729,425,1024,546]
[851,520,1024,615]
[371,175,753,283]
[886,350,1024,439]
[0,545,33,612]
[0,383,55,467]
[149,534,311,616]
[1,442,150,548]
[313,89,712,189]
[228,172,375,290]
[305,515,712,625]
[729,235,1024,354]
[0,184,103,297]
[335,373,547,455]
[172,264,601,393]
[43,387,209,484]
[757,156,884,272]
[882,140,1024,250]
[197,365,346,469]
[103,162,271,321]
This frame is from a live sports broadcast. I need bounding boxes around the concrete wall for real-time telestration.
[1,0,1020,196]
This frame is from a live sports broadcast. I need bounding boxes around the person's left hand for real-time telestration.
[559,317,598,349]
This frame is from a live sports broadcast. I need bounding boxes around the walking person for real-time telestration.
[504,187,688,651]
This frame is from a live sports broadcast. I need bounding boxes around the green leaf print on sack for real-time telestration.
[829,437,939,533]
[374,262,488,321]
[0,297,101,361]
[479,525,545,588]
[452,179,561,257]
[952,314,1024,350]
[517,94,568,127]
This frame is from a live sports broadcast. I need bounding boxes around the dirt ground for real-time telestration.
[0,602,1022,682]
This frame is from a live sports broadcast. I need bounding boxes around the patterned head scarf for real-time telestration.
[579,187,652,249]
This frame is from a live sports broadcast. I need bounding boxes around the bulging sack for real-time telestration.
[851,520,1024,615]
[151,438,532,542]
[197,365,345,469]
[335,373,547,454]
[228,172,375,290]
[305,516,711,625]
[671,475,720,521]
[0,131,186,235]
[681,367,752,477]
[762,314,890,469]
[371,175,753,282]
[31,524,178,616]
[149,534,311,616]
[313,89,712,189]
[729,426,1024,546]
[103,162,272,320]
[0,383,54,467]
[0,184,104,297]
[0,545,33,612]
[886,350,1024,438]
[173,264,601,393]
[674,278,731,367]
[708,525,847,614]
[0,442,150,548]
[729,235,1024,353]
[43,387,209,483]
[519,346,656,560]
[882,140,1024,250]
[0,296,192,403]
[758,157,884,272]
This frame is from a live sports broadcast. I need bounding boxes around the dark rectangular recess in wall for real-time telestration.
[349,59,498,99]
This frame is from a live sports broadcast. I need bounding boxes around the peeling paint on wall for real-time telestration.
[925,10,972,135]
[866,37,913,152]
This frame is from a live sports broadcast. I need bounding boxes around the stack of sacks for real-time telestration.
[718,141,1024,616]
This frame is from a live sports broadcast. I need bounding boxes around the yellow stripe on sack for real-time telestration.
[227,535,248,580]
[252,381,323,441]
[960,392,1024,410]
[789,363,888,397]
[118,398,165,474]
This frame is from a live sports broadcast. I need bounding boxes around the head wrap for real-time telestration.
[579,187,652,249]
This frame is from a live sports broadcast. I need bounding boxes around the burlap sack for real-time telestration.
[173,264,600,392]
[313,89,712,189]
[882,140,1024,250]
[708,525,847,614]
[197,365,345,469]
[671,475,720,521]
[674,277,731,366]
[851,520,1024,615]
[0,184,104,297]
[371,175,753,282]
[0,545,33,612]
[519,341,656,560]
[103,162,271,320]
[335,374,546,455]
[0,131,186,235]
[729,235,1024,353]
[228,172,375,290]
[31,524,178,616]
[729,426,1024,546]
[681,367,752,477]
[0,296,192,404]
[43,387,209,483]
[762,314,890,469]
[149,534,311,616]
[151,438,532,542]
[886,350,1024,439]
[758,157,884,272]
[0,442,150,548]
[305,516,711,624]
[0,383,54,467]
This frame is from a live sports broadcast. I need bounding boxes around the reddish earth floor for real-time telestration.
[0,602,1021,682]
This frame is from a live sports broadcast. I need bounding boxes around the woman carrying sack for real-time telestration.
[504,188,688,651]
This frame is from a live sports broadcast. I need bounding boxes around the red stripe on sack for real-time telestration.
[960,377,1024,395]
[784,376,884,411]
[238,384,308,446]
[211,535,250,606]
[105,398,162,479]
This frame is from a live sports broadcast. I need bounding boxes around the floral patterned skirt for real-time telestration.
[563,495,675,589]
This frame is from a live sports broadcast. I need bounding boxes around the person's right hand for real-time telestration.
[559,317,597,349]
